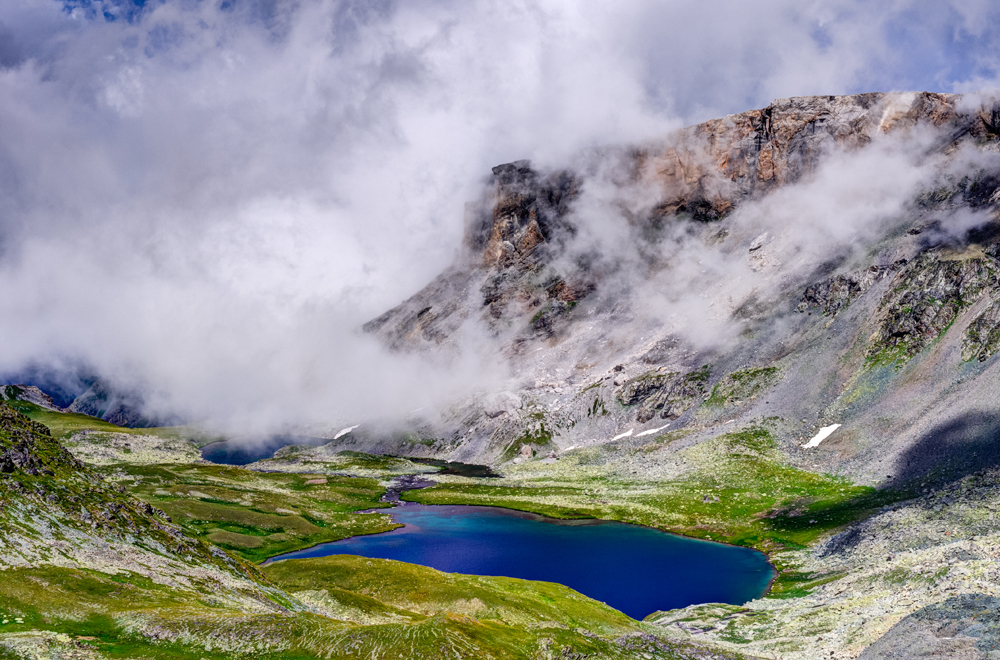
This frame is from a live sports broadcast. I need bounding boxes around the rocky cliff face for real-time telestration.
[367,92,1000,353]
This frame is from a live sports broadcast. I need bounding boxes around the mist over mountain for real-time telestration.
[2,0,1000,435]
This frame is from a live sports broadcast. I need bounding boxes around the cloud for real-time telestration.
[1,0,999,432]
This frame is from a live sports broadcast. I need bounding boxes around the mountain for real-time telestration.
[0,385,63,412]
[329,90,1000,658]
[354,91,1000,488]
[68,378,163,428]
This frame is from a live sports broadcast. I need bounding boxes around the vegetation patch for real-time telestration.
[703,367,780,409]
[102,463,399,564]
[0,564,728,660]
[4,400,134,439]
[265,555,638,633]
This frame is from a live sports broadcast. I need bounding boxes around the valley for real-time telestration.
[6,91,1000,659]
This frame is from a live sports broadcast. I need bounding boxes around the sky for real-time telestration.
[1,0,999,431]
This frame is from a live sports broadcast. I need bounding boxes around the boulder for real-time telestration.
[483,392,522,418]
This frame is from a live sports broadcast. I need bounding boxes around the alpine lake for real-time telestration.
[204,442,774,619]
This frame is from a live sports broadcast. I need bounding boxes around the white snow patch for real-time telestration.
[611,429,634,442]
[802,424,841,449]
[635,423,670,437]
[334,424,359,440]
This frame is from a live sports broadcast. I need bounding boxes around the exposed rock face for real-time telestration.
[798,263,904,315]
[616,368,710,423]
[859,594,1000,660]
[0,384,63,411]
[640,92,991,224]
[866,251,1000,362]
[368,92,1000,356]
[963,298,1000,361]
[473,161,577,270]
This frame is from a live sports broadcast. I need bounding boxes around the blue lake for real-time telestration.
[266,503,775,619]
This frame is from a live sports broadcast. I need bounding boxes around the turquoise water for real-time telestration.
[267,503,774,619]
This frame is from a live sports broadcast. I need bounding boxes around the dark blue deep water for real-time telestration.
[200,435,329,465]
[266,503,774,619]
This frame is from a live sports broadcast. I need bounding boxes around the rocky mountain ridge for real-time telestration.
[340,92,1000,492]
[366,92,998,352]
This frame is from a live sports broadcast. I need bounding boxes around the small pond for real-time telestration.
[200,435,330,465]
[265,503,774,619]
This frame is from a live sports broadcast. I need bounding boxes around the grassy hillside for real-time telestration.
[0,403,748,659]
[101,463,399,563]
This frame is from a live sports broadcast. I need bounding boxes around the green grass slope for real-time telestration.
[103,463,400,563]
[265,555,637,633]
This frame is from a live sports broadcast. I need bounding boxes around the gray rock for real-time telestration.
[482,391,522,418]
[860,594,1000,659]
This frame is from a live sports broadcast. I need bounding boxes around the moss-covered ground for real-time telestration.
[0,562,741,659]
[5,399,221,445]
[264,555,638,632]
[99,463,399,564]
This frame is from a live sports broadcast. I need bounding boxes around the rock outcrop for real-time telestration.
[0,402,257,582]
[859,594,1000,660]
[616,367,711,423]
[866,250,1000,362]
[0,384,64,411]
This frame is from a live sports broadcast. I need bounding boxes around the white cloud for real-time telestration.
[0,0,998,431]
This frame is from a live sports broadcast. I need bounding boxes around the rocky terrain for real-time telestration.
[327,90,1000,657]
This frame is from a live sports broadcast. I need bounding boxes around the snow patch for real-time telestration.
[611,429,634,442]
[802,424,841,448]
[635,423,670,437]
[334,424,359,439]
